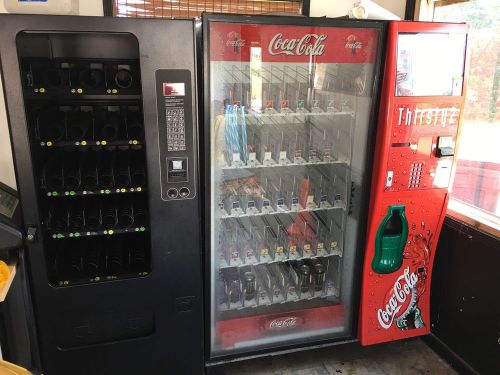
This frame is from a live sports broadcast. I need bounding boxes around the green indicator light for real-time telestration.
[53,192,58,196]
[74,232,80,237]
[140,227,145,232]
[105,189,111,194]
[57,234,63,239]
[70,191,76,196]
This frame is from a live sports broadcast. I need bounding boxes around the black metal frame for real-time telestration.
[426,215,500,374]
[201,13,387,366]
[404,0,417,20]
[103,0,113,17]
[302,0,311,16]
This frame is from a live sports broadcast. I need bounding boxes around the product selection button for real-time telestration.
[167,188,178,198]
[179,187,190,198]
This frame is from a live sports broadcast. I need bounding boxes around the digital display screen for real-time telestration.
[396,32,466,97]
[163,82,185,96]
[0,189,18,219]
[172,160,183,170]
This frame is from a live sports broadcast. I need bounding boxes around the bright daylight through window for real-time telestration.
[434,0,500,233]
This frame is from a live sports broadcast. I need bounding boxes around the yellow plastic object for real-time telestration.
[0,360,32,375]
[0,261,10,290]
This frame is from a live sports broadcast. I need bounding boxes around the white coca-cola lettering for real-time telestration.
[345,42,362,49]
[345,35,362,50]
[267,316,300,330]
[226,31,246,47]
[397,106,460,127]
[268,33,327,56]
[377,266,418,329]
[226,40,246,47]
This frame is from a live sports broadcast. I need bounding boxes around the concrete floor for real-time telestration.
[223,338,456,375]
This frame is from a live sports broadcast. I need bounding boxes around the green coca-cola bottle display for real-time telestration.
[372,205,408,274]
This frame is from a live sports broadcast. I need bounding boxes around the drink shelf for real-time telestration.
[38,139,143,148]
[218,201,346,219]
[54,270,149,287]
[244,109,355,118]
[44,186,146,197]
[218,287,340,314]
[217,295,341,321]
[48,226,148,240]
[219,250,343,270]
[221,158,349,171]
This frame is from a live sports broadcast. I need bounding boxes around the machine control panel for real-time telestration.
[385,103,460,192]
[156,69,197,201]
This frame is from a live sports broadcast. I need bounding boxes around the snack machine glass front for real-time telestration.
[205,16,384,357]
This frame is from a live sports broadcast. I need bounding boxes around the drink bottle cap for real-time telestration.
[244,272,255,282]
[299,264,310,276]
[314,263,325,274]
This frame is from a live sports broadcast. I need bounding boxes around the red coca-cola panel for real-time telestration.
[358,21,469,345]
[209,22,378,64]
[216,305,345,349]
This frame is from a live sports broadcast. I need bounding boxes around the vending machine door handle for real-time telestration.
[372,205,408,274]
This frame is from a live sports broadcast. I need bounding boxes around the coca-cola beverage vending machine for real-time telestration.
[202,14,385,364]
[359,21,469,345]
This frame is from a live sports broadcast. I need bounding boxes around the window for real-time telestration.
[433,0,500,235]
[113,0,304,18]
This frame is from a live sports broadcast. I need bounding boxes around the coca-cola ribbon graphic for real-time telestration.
[377,266,425,331]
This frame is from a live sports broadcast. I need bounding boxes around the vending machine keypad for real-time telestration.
[156,69,197,200]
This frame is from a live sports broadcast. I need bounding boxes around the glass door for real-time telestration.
[206,17,383,357]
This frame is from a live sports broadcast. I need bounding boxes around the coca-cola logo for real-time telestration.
[345,34,362,51]
[226,31,246,47]
[268,33,327,56]
[266,316,303,331]
[377,266,419,329]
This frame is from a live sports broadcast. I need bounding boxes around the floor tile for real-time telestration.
[221,339,457,375]
[323,357,386,375]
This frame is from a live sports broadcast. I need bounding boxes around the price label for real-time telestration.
[260,248,269,257]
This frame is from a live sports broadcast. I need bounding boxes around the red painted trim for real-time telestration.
[358,21,469,346]
[216,304,345,349]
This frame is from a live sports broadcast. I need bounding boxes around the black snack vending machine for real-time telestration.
[0,15,203,375]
